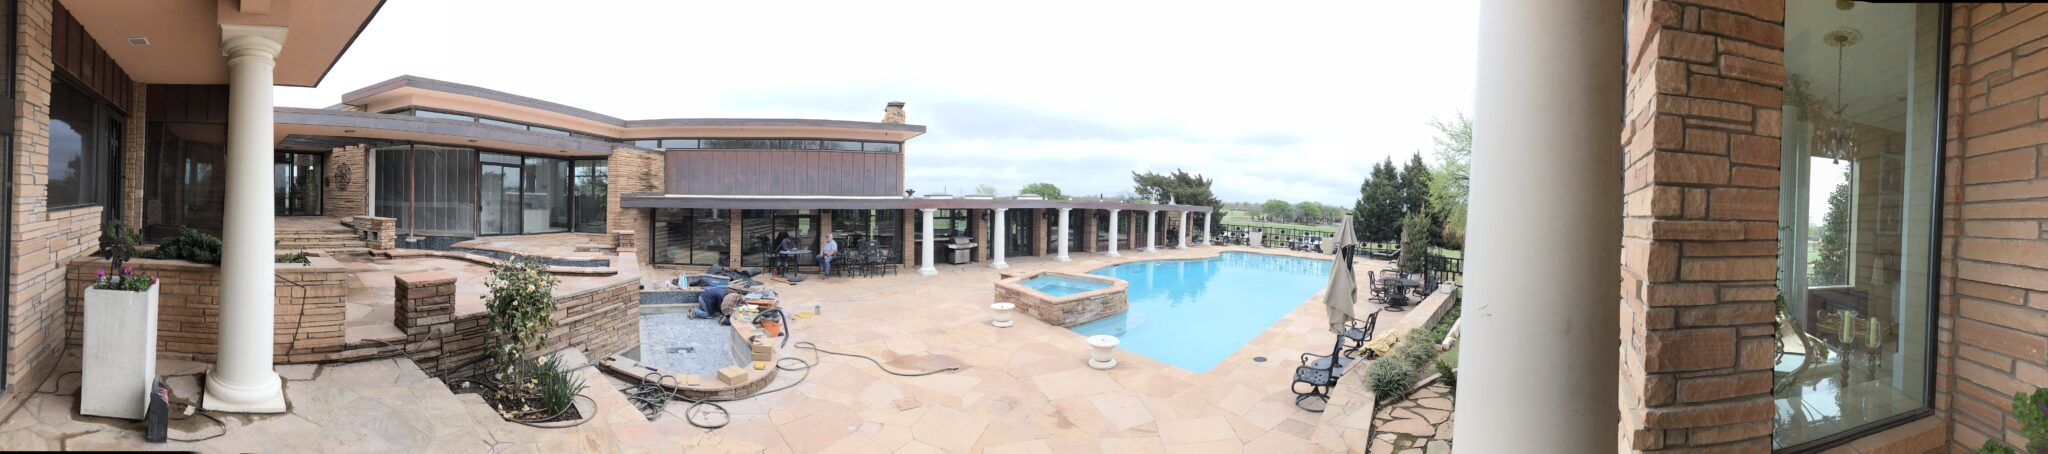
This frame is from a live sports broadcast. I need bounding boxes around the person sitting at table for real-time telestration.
[775,232,797,277]
[818,233,839,278]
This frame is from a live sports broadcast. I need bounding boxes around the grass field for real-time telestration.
[1216,215,1463,258]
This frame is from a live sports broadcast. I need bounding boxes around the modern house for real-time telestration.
[0,0,1218,429]
[1464,1,2048,453]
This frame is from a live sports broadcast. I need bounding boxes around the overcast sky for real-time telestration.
[276,0,1478,206]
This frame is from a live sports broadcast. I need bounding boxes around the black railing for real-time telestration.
[1215,223,1464,286]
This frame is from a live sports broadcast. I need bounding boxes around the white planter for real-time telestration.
[1087,335,1119,370]
[991,303,1015,328]
[82,283,159,420]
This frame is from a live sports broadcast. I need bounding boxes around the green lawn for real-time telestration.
[1215,217,1464,258]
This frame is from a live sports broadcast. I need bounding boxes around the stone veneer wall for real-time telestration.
[2,0,100,420]
[353,215,396,250]
[61,257,350,363]
[1616,0,1783,451]
[900,209,914,266]
[606,147,663,263]
[118,81,145,228]
[995,271,1128,327]
[323,144,368,217]
[393,270,641,379]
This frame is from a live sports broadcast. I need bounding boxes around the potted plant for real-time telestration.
[81,222,160,420]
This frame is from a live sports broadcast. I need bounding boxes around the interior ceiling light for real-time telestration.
[125,37,149,46]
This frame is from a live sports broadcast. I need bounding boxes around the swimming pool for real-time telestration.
[1020,273,1113,297]
[1070,252,1332,372]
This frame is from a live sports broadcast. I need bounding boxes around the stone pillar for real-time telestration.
[1456,0,1627,452]
[990,208,1008,269]
[206,24,289,414]
[728,209,743,267]
[901,209,915,267]
[1145,210,1158,252]
[1081,210,1097,253]
[1032,210,1048,257]
[918,208,937,275]
[1106,209,1121,257]
[1055,208,1072,262]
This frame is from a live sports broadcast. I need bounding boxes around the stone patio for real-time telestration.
[1369,382,1455,454]
[0,245,1414,452]
[337,254,626,345]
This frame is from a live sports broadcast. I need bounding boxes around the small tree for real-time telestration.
[484,255,561,382]
[1399,211,1432,272]
[1261,199,1293,221]
[1019,182,1067,200]
[973,184,998,196]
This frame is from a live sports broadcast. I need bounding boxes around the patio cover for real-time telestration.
[1323,215,1361,334]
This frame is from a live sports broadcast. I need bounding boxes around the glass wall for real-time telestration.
[479,153,521,235]
[521,156,569,234]
[573,161,607,233]
[50,79,120,212]
[373,144,479,236]
[652,209,728,265]
[1773,3,1940,449]
[631,138,904,152]
[739,209,818,267]
[829,209,902,263]
[1007,209,1034,256]
[273,152,322,216]
[143,123,227,239]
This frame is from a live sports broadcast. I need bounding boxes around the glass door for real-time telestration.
[272,152,322,216]
[774,214,818,266]
[479,154,522,235]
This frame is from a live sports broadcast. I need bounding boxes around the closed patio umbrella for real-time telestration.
[1323,215,1361,334]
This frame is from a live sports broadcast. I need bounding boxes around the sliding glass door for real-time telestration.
[522,156,569,234]
[273,152,322,216]
[479,153,522,235]
[572,160,606,233]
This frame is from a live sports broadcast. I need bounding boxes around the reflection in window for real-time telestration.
[374,144,479,236]
[572,161,607,233]
[50,81,104,210]
[144,122,227,240]
[652,209,728,266]
[1773,2,1938,449]
[829,210,903,263]
[273,152,323,216]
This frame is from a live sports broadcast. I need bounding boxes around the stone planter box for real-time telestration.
[994,271,1128,327]
[82,282,159,420]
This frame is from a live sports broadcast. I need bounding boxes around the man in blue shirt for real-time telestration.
[693,285,728,319]
[818,233,839,278]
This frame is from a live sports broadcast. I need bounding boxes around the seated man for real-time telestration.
[817,233,839,278]
[693,285,729,319]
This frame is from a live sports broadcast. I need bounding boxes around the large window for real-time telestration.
[573,161,607,233]
[50,79,121,212]
[374,144,479,236]
[273,152,323,216]
[144,123,226,239]
[740,209,819,267]
[652,209,728,265]
[1773,3,1941,449]
[521,156,569,234]
[830,210,902,263]
[629,137,904,153]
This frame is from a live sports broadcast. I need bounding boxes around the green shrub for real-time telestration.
[484,255,560,382]
[1974,440,2018,454]
[275,251,309,264]
[1397,328,1439,370]
[145,228,222,264]
[1436,346,1458,393]
[1366,358,1416,400]
[101,221,140,269]
[532,353,586,417]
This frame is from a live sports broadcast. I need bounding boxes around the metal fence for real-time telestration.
[1214,223,1464,285]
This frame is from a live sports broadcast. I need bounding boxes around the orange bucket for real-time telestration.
[760,319,783,337]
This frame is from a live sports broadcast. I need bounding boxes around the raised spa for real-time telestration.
[994,271,1128,327]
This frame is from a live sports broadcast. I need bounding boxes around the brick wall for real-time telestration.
[324,144,368,217]
[352,215,396,250]
[61,256,349,363]
[393,270,640,379]
[1082,210,1097,253]
[606,147,663,263]
[2,0,89,420]
[901,209,915,266]
[1616,0,1783,451]
[118,81,144,228]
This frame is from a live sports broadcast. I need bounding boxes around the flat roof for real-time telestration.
[274,107,623,156]
[338,75,927,137]
[619,194,1216,213]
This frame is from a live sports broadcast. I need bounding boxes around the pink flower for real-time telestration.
[96,269,106,279]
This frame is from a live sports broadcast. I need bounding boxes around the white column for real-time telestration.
[1105,209,1121,257]
[205,24,289,414]
[1145,210,1158,252]
[990,208,1008,269]
[1454,1,1621,452]
[1203,212,1214,245]
[918,208,938,275]
[1054,208,1071,262]
[1176,211,1189,249]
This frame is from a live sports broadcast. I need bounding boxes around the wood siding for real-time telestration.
[146,85,229,124]
[664,150,903,196]
[51,2,131,112]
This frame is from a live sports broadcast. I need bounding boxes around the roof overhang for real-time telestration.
[274,108,616,157]
[60,0,382,87]
[619,194,1215,213]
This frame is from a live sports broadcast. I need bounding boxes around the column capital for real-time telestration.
[220,24,288,64]
[919,208,936,214]
[1057,207,1071,213]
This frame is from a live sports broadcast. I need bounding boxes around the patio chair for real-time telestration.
[1365,271,1386,304]
[1339,310,1381,360]
[1293,334,1359,412]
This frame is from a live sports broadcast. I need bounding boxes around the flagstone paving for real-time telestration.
[1369,383,1455,454]
[0,245,1416,452]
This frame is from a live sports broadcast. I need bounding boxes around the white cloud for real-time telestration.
[277,0,1478,206]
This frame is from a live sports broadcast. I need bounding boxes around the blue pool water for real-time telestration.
[1071,252,1332,372]
[1020,274,1112,297]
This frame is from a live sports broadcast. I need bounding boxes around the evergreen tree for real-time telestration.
[1399,211,1433,272]
[1812,180,1851,286]
[1132,169,1224,219]
[1352,159,1404,242]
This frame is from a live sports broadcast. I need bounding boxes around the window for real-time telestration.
[631,139,658,149]
[652,209,728,265]
[661,139,699,149]
[862,142,901,153]
[50,80,118,210]
[637,138,903,152]
[413,110,474,122]
[144,123,227,239]
[273,152,323,216]
[829,210,902,263]
[374,144,479,236]
[1773,3,1941,450]
[521,156,570,234]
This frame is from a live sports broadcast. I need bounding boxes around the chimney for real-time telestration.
[882,101,906,124]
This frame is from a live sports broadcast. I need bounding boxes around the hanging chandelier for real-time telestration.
[1810,27,1862,163]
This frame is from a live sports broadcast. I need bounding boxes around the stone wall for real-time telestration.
[61,256,349,363]
[1616,0,1783,451]
[324,144,368,217]
[606,147,663,263]
[353,215,396,250]
[394,270,641,379]
[3,0,94,420]
[118,81,145,228]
